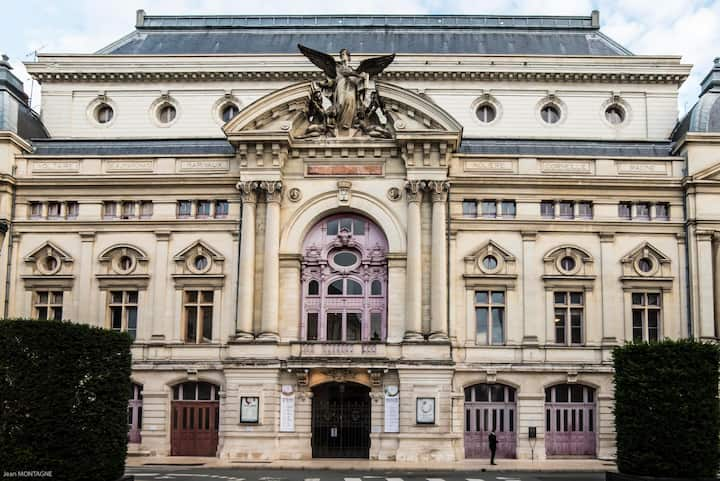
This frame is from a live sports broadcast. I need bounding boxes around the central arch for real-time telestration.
[301,213,388,342]
[311,382,371,458]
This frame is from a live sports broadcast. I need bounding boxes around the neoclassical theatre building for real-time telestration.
[1,9,719,461]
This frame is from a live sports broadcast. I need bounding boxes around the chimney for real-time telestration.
[591,10,600,28]
[136,9,146,28]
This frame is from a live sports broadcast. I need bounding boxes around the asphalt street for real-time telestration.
[124,467,607,481]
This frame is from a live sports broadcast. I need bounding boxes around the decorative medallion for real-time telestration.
[288,187,302,202]
[387,187,402,201]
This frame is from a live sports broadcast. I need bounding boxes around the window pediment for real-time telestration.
[464,240,517,277]
[173,240,225,277]
[543,245,594,278]
[97,244,150,288]
[621,242,672,280]
[23,241,74,276]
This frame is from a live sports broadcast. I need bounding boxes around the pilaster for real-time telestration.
[258,180,283,341]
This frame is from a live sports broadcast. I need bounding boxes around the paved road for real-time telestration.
[124,467,606,481]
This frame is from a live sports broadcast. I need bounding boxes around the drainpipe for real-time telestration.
[3,176,16,318]
[446,181,451,344]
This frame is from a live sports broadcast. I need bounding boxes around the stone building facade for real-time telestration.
[0,10,717,462]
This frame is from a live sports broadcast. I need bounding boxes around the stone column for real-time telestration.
[235,181,258,340]
[428,180,449,341]
[697,231,716,339]
[258,180,283,341]
[404,180,424,341]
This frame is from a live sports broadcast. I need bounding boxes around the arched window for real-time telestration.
[301,214,388,342]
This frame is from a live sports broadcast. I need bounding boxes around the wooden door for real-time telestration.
[128,383,143,444]
[464,384,516,459]
[171,401,219,456]
[545,384,596,457]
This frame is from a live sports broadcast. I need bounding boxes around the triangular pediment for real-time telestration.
[173,240,225,262]
[24,241,73,263]
[693,161,720,181]
[621,242,670,264]
[465,240,515,262]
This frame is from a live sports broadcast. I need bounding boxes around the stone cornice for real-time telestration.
[27,54,690,85]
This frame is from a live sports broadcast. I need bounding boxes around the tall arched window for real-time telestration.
[301,214,388,342]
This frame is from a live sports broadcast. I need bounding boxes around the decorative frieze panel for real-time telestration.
[306,164,383,176]
[463,159,517,174]
[292,342,386,358]
[30,160,80,174]
[104,159,154,173]
[540,159,594,175]
[177,159,230,172]
[615,161,670,176]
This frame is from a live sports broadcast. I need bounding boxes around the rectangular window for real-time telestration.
[370,312,383,341]
[121,201,135,219]
[108,290,139,340]
[47,202,61,218]
[636,202,651,220]
[66,201,79,219]
[559,201,574,219]
[140,201,153,218]
[29,202,42,218]
[481,200,497,218]
[327,312,342,341]
[541,200,555,218]
[34,290,63,321]
[474,290,505,345]
[655,203,669,220]
[306,312,318,341]
[618,202,632,219]
[554,291,584,345]
[631,292,661,342]
[177,200,192,218]
[501,200,516,218]
[215,200,229,217]
[462,200,478,218]
[183,290,214,343]
[197,200,212,217]
[103,201,117,219]
[577,201,593,219]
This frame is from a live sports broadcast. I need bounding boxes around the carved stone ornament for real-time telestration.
[426,180,449,202]
[235,181,258,203]
[287,187,302,202]
[260,180,283,203]
[387,187,402,201]
[404,180,425,203]
[337,180,352,204]
[297,44,396,139]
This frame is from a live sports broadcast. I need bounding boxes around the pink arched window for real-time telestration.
[301,214,388,342]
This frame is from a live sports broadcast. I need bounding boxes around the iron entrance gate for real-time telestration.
[545,384,596,456]
[464,383,516,458]
[312,382,370,458]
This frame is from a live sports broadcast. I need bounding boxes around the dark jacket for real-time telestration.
[488,432,498,449]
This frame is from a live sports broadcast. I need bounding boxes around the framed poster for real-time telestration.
[240,396,259,423]
[384,385,400,433]
[416,397,435,424]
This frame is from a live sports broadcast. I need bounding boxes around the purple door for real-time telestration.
[464,384,516,459]
[128,383,143,444]
[545,384,596,457]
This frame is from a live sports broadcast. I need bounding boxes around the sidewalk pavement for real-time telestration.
[126,455,617,472]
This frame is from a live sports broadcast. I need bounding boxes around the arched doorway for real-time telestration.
[301,214,388,342]
[464,383,517,458]
[170,381,220,456]
[128,383,143,443]
[545,383,596,456]
[311,382,371,458]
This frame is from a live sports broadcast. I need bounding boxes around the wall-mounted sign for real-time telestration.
[416,397,435,425]
[240,396,259,423]
[280,386,295,432]
[384,385,400,433]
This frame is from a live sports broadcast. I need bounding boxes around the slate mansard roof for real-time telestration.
[97,11,632,56]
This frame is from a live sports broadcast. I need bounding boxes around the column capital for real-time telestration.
[79,231,96,242]
[521,231,537,242]
[426,180,449,202]
[404,180,425,203]
[697,230,715,242]
[260,180,283,203]
[235,181,258,203]
[154,229,172,241]
[599,232,615,243]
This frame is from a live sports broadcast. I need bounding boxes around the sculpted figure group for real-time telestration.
[297,44,396,139]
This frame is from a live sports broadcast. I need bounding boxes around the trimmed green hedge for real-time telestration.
[613,339,720,478]
[0,319,132,481]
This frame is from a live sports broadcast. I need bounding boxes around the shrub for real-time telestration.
[0,319,132,481]
[613,339,720,478]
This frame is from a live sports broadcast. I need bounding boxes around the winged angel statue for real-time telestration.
[297,44,395,138]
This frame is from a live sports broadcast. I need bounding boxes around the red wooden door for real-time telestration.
[545,384,596,457]
[464,384,516,459]
[128,383,143,444]
[171,401,219,456]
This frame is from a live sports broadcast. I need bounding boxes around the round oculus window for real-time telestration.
[475,103,496,123]
[118,255,134,272]
[560,256,576,273]
[333,251,358,267]
[194,255,209,271]
[605,105,625,125]
[541,103,561,124]
[638,257,653,273]
[42,255,59,273]
[221,103,239,122]
[482,255,498,271]
[95,103,114,124]
[158,104,177,123]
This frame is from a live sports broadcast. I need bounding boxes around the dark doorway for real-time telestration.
[171,381,220,456]
[312,382,370,458]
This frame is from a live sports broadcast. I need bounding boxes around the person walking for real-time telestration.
[488,431,498,465]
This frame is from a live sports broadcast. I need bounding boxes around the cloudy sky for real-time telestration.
[3,0,719,114]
